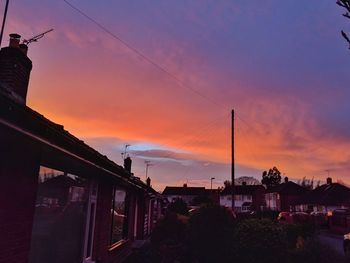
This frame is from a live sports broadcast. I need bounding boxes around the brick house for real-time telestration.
[295,178,350,233]
[162,184,207,206]
[295,177,350,213]
[0,34,162,263]
[264,178,309,212]
[220,183,266,213]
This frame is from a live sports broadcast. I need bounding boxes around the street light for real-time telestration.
[210,177,215,190]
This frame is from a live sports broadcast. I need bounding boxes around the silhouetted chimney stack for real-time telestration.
[146,177,151,187]
[242,182,247,186]
[124,156,132,173]
[284,177,289,183]
[183,183,187,188]
[326,177,332,185]
[0,33,32,105]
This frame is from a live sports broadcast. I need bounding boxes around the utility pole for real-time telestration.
[0,0,10,48]
[231,109,235,212]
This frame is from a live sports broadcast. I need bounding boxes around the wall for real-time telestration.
[0,126,40,263]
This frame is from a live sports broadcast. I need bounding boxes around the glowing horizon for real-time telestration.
[2,0,350,191]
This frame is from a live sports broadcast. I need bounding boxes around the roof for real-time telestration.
[265,181,309,195]
[162,186,206,196]
[220,185,265,196]
[0,92,158,195]
[297,183,350,206]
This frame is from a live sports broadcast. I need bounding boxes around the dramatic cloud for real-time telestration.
[3,0,350,190]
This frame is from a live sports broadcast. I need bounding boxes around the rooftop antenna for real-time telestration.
[121,144,130,160]
[145,160,154,180]
[22,28,54,45]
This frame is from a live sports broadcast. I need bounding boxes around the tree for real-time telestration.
[336,0,350,49]
[261,166,282,188]
[297,176,314,190]
[223,180,232,189]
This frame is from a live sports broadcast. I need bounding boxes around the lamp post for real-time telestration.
[210,177,215,190]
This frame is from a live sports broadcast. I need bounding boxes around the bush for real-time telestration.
[167,198,189,216]
[151,213,187,247]
[233,219,288,263]
[150,213,188,262]
[187,204,235,263]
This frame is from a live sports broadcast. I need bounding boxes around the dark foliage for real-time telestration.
[261,166,282,187]
[187,204,235,263]
[337,0,350,48]
[167,198,189,216]
[150,213,189,262]
[233,219,288,263]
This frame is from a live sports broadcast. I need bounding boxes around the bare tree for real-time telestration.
[337,0,350,48]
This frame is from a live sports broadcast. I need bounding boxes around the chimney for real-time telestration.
[183,183,187,188]
[242,182,247,186]
[146,177,151,187]
[124,156,132,173]
[0,33,32,105]
[326,177,332,185]
[284,177,289,183]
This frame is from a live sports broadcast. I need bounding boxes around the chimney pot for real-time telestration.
[183,183,187,188]
[146,177,151,187]
[9,33,21,48]
[284,177,289,183]
[326,177,332,185]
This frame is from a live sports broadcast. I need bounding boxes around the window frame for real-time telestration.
[109,186,129,247]
[83,180,98,263]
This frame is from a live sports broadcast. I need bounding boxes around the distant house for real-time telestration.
[265,178,309,212]
[220,183,266,213]
[295,177,350,213]
[162,184,207,206]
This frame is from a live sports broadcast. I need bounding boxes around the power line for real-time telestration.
[63,0,227,111]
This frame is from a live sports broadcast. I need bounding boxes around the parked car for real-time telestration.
[277,212,293,223]
[277,212,310,224]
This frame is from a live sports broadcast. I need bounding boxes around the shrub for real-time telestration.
[151,213,187,247]
[187,204,235,263]
[167,198,189,216]
[233,219,288,263]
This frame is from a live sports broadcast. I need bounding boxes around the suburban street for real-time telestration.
[318,230,344,256]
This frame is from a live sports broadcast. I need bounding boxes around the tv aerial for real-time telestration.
[22,28,54,45]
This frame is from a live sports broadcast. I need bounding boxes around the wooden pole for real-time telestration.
[0,0,10,48]
[231,109,235,211]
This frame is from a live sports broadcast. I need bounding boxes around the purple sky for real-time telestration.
[1,0,350,190]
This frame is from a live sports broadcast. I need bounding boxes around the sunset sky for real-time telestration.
[2,0,350,191]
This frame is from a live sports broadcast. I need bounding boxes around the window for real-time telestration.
[234,195,242,201]
[110,187,128,245]
[29,166,90,263]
